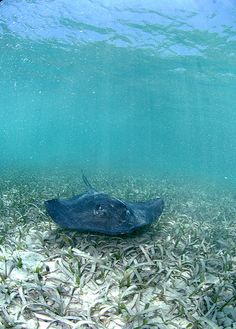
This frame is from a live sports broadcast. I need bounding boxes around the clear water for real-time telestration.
[0,0,236,183]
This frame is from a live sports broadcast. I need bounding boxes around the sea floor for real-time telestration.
[0,170,236,329]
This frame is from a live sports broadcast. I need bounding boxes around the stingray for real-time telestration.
[44,174,164,235]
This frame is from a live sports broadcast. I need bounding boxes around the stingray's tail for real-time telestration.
[81,171,93,189]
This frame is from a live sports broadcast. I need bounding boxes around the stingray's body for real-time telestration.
[45,175,164,235]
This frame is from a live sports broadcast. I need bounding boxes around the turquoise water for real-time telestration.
[1,0,236,183]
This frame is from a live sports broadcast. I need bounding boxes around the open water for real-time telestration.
[0,0,236,184]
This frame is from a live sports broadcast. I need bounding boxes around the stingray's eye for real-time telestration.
[95,204,102,211]
[94,204,107,216]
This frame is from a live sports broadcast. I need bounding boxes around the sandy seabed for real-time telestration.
[0,170,236,329]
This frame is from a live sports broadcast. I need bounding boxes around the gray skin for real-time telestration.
[44,175,164,235]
